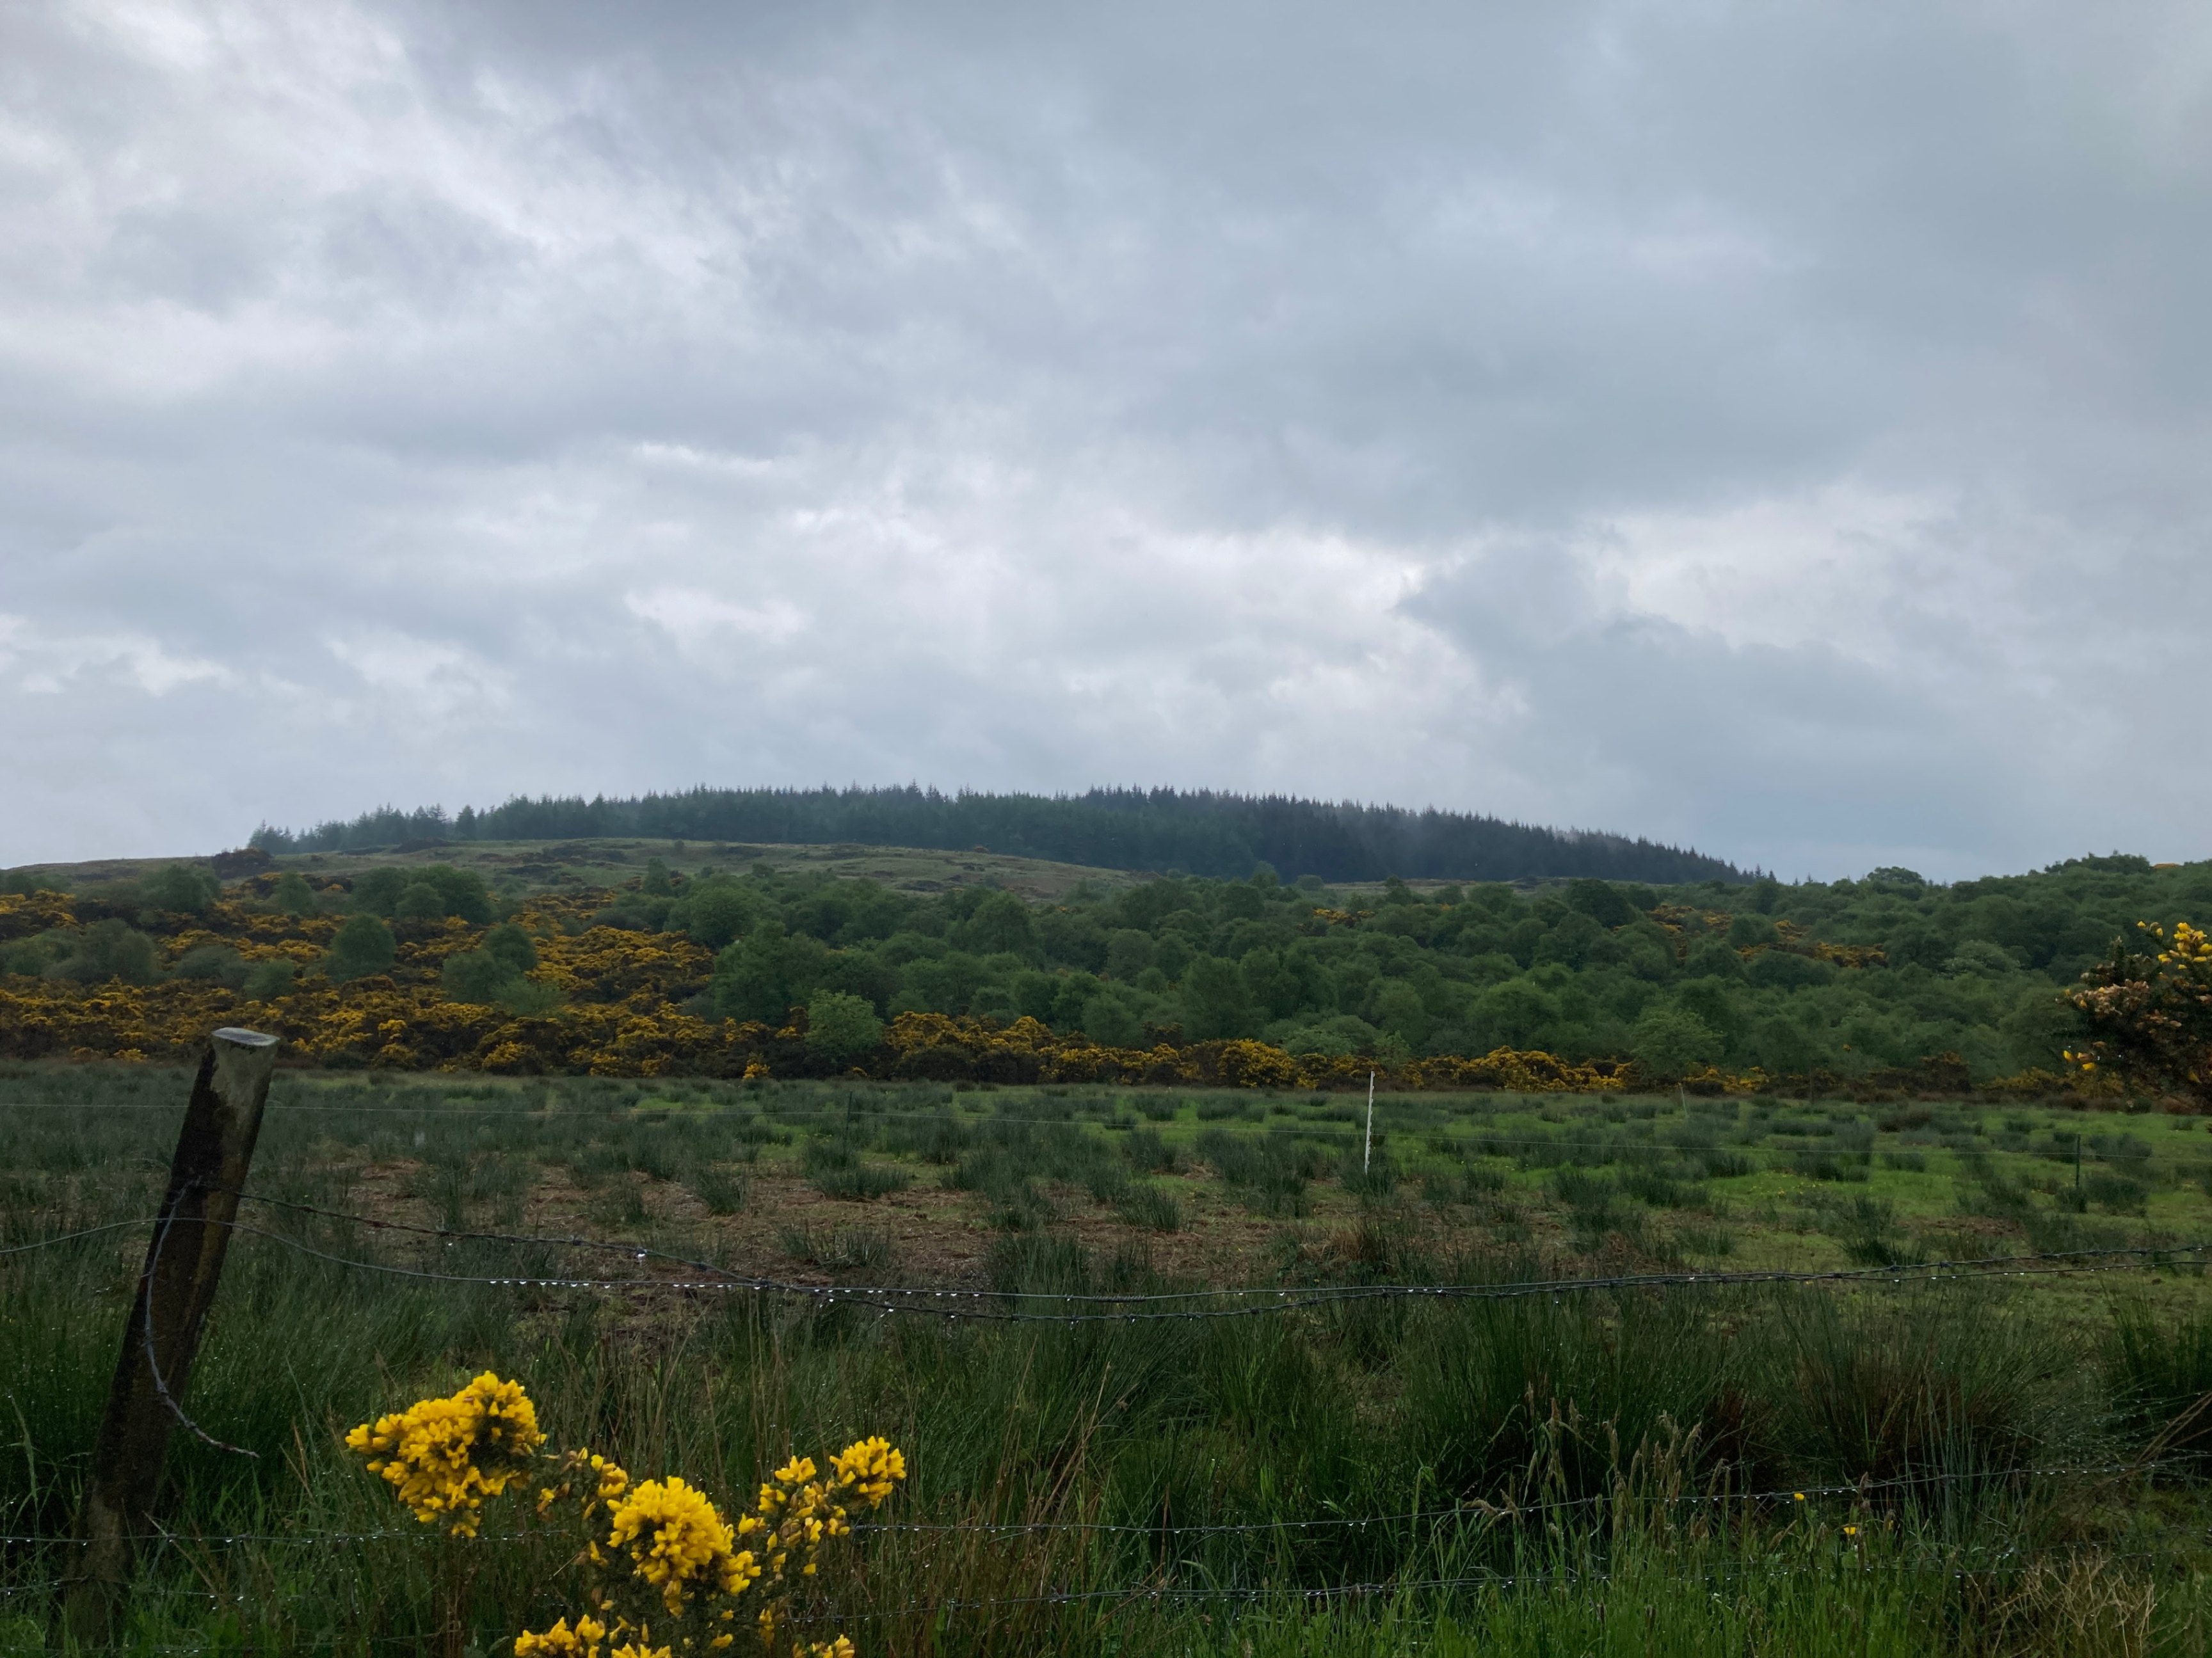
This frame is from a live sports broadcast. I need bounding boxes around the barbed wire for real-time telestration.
[262,1185,2212,1297]
[9,1193,2208,1318]
[836,1536,2212,1617]
[138,1196,258,1459]
[0,1217,161,1256]
[8,1537,2192,1638]
[850,1453,2212,1537]
[12,1451,2197,1552]
[205,1215,2212,1322]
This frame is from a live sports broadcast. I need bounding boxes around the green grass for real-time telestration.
[10,1064,2212,1654]
[12,1064,2212,1282]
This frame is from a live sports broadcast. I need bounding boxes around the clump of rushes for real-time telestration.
[348,1375,906,1658]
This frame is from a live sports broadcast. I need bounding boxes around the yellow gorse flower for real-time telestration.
[540,1448,632,1521]
[830,1437,906,1509]
[349,1371,902,1658]
[342,1372,545,1535]
[605,1476,762,1616]
[515,1614,609,1658]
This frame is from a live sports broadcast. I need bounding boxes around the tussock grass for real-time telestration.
[10,1064,2212,1654]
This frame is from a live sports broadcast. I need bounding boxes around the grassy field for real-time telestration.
[8,1062,2212,1654]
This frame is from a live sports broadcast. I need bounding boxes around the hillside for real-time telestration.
[245,785,1746,886]
[6,835,2207,1086]
[13,838,1135,907]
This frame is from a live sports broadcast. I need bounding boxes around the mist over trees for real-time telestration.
[249,786,1745,886]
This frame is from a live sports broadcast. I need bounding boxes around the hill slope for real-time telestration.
[248,785,1745,886]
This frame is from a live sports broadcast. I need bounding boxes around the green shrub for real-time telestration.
[676,880,756,950]
[441,948,513,1003]
[805,991,885,1067]
[0,930,71,976]
[174,943,250,989]
[353,864,492,923]
[497,978,562,1017]
[44,920,161,985]
[243,959,296,1000]
[270,871,319,916]
[140,863,220,914]
[326,914,396,982]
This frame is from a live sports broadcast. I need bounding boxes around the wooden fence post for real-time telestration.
[61,1026,280,1646]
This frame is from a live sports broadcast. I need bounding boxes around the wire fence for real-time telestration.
[12,1451,2203,1552]
[0,1092,2196,1197]
[7,1194,2210,1321]
[11,1144,2212,1639]
[4,1535,2203,1645]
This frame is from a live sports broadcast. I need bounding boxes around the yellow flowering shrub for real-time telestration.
[348,1369,906,1658]
[529,1435,904,1657]
[513,1614,611,1658]
[342,1372,546,1535]
[2067,920,2212,1104]
[604,1476,760,1614]
[0,886,1833,1094]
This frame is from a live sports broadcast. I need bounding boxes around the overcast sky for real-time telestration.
[4,2,2209,880]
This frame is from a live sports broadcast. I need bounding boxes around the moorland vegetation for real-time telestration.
[11,829,2212,1653]
[3,844,2209,1091]
[8,1065,2212,1655]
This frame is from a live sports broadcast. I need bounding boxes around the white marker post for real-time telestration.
[1363,1069,1376,1176]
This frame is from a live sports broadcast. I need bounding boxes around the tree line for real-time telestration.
[246,785,1746,886]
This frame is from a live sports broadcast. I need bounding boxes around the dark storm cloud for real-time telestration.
[3,1,2208,875]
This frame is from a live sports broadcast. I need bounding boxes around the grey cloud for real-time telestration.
[1405,541,2040,879]
[3,0,2209,875]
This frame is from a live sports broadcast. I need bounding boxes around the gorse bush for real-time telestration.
[12,843,2212,1096]
[347,1372,906,1658]
[346,1371,547,1535]
[2069,918,2212,1105]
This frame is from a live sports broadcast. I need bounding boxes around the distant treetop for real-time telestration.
[248,785,1745,887]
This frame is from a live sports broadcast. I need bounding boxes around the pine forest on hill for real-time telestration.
[244,785,1747,886]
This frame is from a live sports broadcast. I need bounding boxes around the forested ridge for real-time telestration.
[12,843,2202,1085]
[248,785,1744,886]
[565,851,2193,1082]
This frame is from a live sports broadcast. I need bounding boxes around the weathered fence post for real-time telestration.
[61,1026,280,1645]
